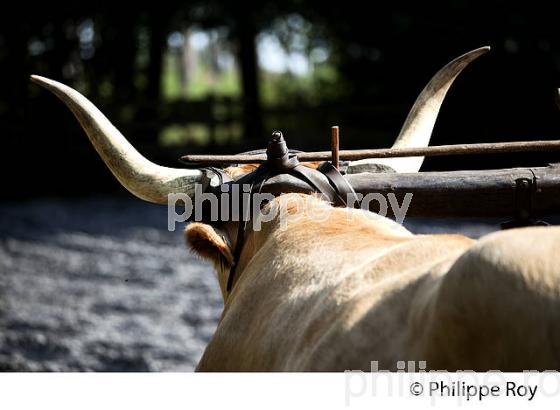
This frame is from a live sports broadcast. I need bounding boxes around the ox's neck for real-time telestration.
[226,193,414,303]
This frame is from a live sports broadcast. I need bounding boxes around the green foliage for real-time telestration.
[260,62,341,106]
[159,123,243,147]
[162,53,241,100]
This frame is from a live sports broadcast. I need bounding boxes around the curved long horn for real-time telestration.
[347,46,490,174]
[31,75,203,204]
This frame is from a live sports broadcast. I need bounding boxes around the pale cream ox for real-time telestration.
[31,47,560,371]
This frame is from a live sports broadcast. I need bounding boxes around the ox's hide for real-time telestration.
[193,195,560,371]
[0,196,498,371]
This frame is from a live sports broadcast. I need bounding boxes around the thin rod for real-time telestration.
[180,139,560,166]
[331,126,340,170]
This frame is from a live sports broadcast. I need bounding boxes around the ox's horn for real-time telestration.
[347,46,490,174]
[30,75,204,204]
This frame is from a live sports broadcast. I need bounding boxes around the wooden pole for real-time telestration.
[331,126,340,170]
[180,139,560,166]
[254,164,560,218]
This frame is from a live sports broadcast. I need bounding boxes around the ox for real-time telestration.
[31,47,560,371]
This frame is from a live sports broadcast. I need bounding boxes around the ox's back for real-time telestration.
[195,195,475,370]
[195,195,560,371]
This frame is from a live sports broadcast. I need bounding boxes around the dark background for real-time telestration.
[1,1,559,200]
[1,1,559,371]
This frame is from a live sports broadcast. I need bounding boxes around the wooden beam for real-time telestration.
[251,164,560,219]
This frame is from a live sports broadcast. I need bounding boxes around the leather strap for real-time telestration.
[317,162,361,208]
[224,160,359,292]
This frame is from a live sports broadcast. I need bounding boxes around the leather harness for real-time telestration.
[199,132,362,292]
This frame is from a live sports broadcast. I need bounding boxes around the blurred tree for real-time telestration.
[233,8,263,147]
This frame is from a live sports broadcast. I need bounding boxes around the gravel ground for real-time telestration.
[0,196,500,371]
[0,197,222,371]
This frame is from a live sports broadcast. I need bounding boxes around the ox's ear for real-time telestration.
[185,223,234,266]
